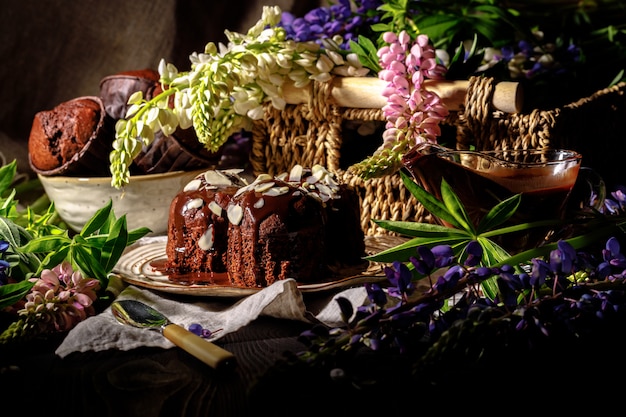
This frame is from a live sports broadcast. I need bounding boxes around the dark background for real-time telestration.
[0,0,321,176]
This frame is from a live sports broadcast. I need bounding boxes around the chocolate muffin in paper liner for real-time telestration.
[99,69,161,120]
[28,96,114,177]
[131,127,222,175]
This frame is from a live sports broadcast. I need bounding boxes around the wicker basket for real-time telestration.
[250,76,626,236]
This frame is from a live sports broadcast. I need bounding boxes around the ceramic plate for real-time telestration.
[113,235,406,297]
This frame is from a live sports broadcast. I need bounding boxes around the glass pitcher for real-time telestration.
[401,142,583,252]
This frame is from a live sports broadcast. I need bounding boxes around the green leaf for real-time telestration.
[72,244,108,284]
[440,179,475,234]
[19,234,71,254]
[480,218,564,239]
[477,237,511,266]
[0,217,30,248]
[101,216,129,272]
[128,227,151,244]
[0,188,17,217]
[399,171,463,229]
[37,245,70,274]
[81,199,113,236]
[476,194,521,234]
[371,218,469,238]
[366,235,468,263]
[0,280,34,310]
[0,160,17,195]
[350,35,381,72]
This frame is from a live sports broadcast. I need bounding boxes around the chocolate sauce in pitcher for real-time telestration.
[402,143,582,253]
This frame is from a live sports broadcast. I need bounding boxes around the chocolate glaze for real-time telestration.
[226,177,327,287]
[165,167,363,288]
[164,170,247,282]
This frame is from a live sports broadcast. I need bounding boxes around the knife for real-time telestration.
[111,299,236,371]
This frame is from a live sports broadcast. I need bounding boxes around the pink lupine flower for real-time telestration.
[18,262,101,335]
[378,31,449,149]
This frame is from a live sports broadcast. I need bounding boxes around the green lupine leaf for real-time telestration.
[128,227,151,244]
[440,179,474,234]
[371,218,469,238]
[19,234,71,254]
[0,161,16,195]
[0,188,17,216]
[0,280,34,310]
[476,194,521,234]
[366,235,469,263]
[72,244,108,284]
[0,217,40,274]
[101,216,129,272]
[350,35,381,72]
[37,245,70,274]
[81,200,114,236]
[399,171,463,229]
[477,237,511,266]
[480,219,564,239]
[0,217,30,248]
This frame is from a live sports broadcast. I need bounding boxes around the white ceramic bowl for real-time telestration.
[38,170,206,235]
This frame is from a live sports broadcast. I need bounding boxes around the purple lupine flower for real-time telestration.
[384,260,415,299]
[602,237,626,268]
[409,245,436,275]
[365,282,387,307]
[549,240,577,275]
[464,240,483,267]
[431,245,455,268]
[0,239,9,286]
[433,264,464,292]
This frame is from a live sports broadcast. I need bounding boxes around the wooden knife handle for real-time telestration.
[163,323,236,371]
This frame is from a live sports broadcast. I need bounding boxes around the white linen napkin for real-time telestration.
[55,276,368,358]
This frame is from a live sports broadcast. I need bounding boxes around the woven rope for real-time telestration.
[251,76,626,236]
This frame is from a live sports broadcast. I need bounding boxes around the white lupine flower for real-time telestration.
[177,108,193,129]
[257,79,281,97]
[275,53,292,69]
[125,103,141,119]
[233,99,258,115]
[294,52,317,67]
[146,107,159,124]
[296,41,321,53]
[320,36,342,52]
[325,50,345,66]
[311,72,333,83]
[247,105,266,120]
[345,53,362,67]
[109,5,359,189]
[268,73,285,86]
[269,95,286,110]
[332,66,351,77]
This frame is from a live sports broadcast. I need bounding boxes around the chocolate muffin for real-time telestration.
[28,96,113,177]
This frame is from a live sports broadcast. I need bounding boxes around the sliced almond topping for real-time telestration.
[256,173,273,182]
[316,183,333,196]
[311,164,327,181]
[208,201,222,216]
[234,183,254,198]
[183,179,202,192]
[198,224,214,250]
[264,186,289,196]
[184,198,204,213]
[304,174,319,185]
[227,204,244,225]
[204,170,232,186]
[254,197,265,208]
[288,164,303,182]
[254,181,275,193]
